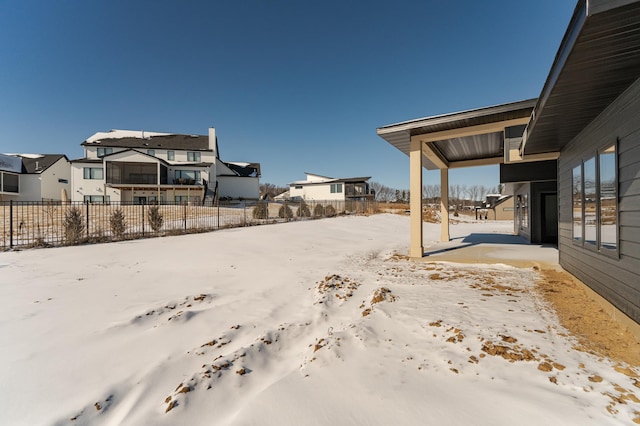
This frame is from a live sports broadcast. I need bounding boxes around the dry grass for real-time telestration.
[535,268,640,368]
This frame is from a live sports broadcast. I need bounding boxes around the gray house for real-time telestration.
[377,0,640,327]
[0,153,70,202]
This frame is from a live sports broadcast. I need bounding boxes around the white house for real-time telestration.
[288,173,373,201]
[0,153,70,202]
[70,128,260,204]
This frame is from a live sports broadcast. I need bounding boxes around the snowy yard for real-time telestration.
[0,214,638,425]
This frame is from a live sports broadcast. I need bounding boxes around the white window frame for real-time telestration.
[97,147,112,157]
[83,167,103,180]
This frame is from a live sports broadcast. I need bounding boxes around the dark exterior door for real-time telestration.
[541,193,558,244]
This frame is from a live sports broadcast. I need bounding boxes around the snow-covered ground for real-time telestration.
[0,214,637,425]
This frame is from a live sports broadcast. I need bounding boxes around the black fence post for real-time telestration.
[141,203,145,236]
[183,203,187,230]
[9,200,13,249]
[85,202,90,237]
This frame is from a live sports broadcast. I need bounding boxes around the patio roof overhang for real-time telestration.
[374,0,640,257]
[522,0,640,155]
[376,99,536,170]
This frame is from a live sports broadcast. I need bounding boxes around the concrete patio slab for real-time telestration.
[422,232,559,268]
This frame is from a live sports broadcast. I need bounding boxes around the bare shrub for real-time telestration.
[313,204,325,217]
[324,205,336,217]
[296,201,311,217]
[422,208,440,223]
[147,205,164,232]
[64,207,85,244]
[252,202,269,220]
[278,204,293,219]
[109,208,127,239]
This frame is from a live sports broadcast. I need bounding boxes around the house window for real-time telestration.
[583,157,597,246]
[97,148,112,157]
[573,143,618,255]
[1,172,19,193]
[175,195,200,205]
[187,151,201,162]
[521,193,528,229]
[83,195,110,204]
[167,151,175,161]
[175,170,201,184]
[295,185,303,189]
[58,178,69,184]
[147,149,155,156]
[599,145,617,251]
[330,183,342,193]
[572,165,582,242]
[83,167,103,180]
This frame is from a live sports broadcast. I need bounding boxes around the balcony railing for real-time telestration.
[345,184,371,198]
[173,178,202,185]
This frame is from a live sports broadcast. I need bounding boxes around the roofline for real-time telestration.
[304,172,334,180]
[377,98,537,134]
[101,149,172,166]
[70,158,103,163]
[521,0,587,153]
[81,140,214,152]
[290,176,371,186]
[521,0,640,154]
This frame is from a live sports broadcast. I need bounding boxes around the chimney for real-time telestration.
[208,127,218,158]
[208,127,218,185]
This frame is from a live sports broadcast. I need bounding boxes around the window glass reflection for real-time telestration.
[599,146,617,250]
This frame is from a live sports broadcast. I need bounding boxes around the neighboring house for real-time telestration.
[288,173,374,201]
[377,0,640,327]
[0,153,22,201]
[483,194,514,221]
[0,153,70,202]
[217,161,261,200]
[70,128,260,204]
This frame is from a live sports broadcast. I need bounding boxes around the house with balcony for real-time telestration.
[288,173,373,201]
[0,153,70,202]
[70,128,260,204]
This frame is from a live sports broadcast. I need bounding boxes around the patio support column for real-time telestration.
[440,168,450,242]
[409,138,424,258]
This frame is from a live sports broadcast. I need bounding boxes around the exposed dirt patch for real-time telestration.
[370,287,396,304]
[536,268,640,370]
[481,341,537,362]
[315,274,360,304]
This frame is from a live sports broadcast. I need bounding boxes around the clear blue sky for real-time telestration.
[0,0,575,190]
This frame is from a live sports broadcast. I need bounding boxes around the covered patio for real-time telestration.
[377,99,560,258]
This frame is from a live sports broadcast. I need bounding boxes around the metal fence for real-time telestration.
[1,199,378,250]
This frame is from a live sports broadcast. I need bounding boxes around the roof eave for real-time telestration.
[522,0,640,154]
[377,98,537,135]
